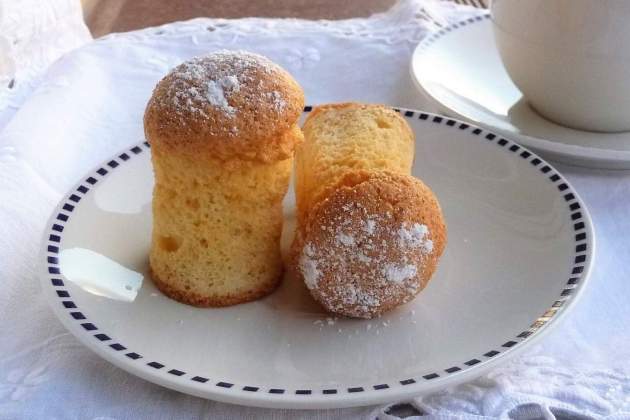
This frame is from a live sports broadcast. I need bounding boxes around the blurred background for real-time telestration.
[81,0,397,37]
[0,0,486,128]
[81,0,487,36]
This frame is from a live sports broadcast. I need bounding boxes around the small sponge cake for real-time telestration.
[296,171,446,318]
[295,103,415,225]
[144,50,304,307]
[292,103,446,318]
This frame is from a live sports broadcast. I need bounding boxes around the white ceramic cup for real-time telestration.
[491,0,630,133]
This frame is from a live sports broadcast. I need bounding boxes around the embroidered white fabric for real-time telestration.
[0,1,629,419]
[0,0,91,131]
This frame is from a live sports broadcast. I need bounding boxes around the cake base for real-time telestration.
[150,267,282,307]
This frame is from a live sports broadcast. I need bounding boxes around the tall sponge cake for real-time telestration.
[144,50,304,307]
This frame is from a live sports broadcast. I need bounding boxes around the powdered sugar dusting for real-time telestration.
[299,243,321,290]
[383,263,417,283]
[398,223,433,254]
[268,91,287,111]
[158,50,289,134]
[336,232,355,247]
[298,200,435,318]
[220,75,240,91]
[205,77,239,116]
[364,218,376,235]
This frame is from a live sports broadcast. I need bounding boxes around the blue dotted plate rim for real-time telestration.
[40,106,594,407]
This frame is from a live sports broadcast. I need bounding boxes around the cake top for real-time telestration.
[297,171,447,318]
[144,50,304,162]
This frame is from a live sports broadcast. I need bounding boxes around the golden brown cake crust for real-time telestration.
[295,171,447,318]
[306,102,411,128]
[144,50,304,163]
[296,102,415,224]
[151,267,281,307]
[145,51,303,308]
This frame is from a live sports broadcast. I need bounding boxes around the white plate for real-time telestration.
[41,108,594,409]
[410,13,630,170]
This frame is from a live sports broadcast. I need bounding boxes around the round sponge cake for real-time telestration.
[145,51,304,307]
[296,171,446,318]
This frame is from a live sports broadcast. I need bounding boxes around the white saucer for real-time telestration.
[41,108,594,409]
[410,13,630,170]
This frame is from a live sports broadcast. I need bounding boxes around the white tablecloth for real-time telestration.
[0,0,91,131]
[0,1,629,419]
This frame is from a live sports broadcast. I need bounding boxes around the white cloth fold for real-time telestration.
[0,0,92,131]
[0,1,628,419]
